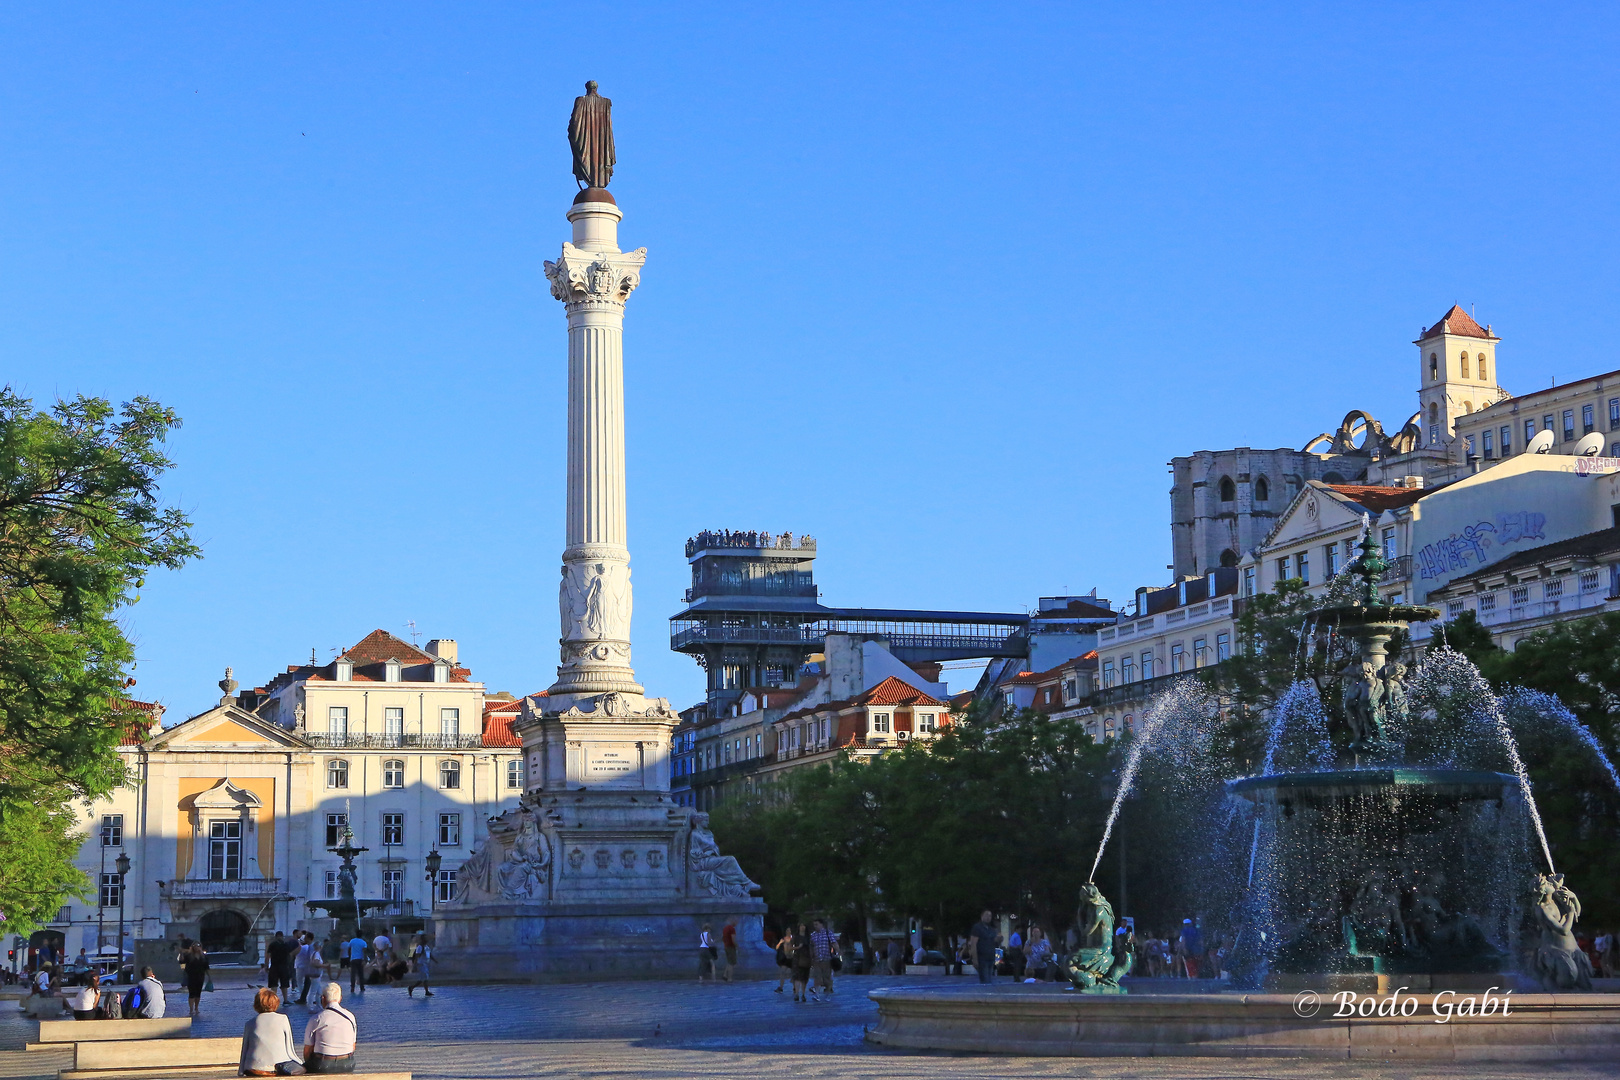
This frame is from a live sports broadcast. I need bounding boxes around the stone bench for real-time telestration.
[57,1037,410,1080]
[28,1016,192,1051]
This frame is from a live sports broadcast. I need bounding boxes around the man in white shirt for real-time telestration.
[372,933,393,984]
[303,982,358,1073]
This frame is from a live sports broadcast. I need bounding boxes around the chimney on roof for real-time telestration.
[427,639,458,666]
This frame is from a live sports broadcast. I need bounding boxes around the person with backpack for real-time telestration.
[127,966,166,1019]
[791,922,813,1002]
[406,935,434,997]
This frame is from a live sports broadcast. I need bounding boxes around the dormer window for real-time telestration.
[384,658,402,682]
[433,657,451,684]
[871,712,891,734]
[335,656,353,681]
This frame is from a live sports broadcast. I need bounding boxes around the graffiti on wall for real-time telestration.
[1417,511,1546,580]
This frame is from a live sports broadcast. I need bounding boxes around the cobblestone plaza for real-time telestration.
[5,975,1618,1080]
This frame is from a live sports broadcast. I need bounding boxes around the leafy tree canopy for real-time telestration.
[0,388,197,932]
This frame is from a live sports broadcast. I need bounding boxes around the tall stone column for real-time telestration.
[544,195,648,700]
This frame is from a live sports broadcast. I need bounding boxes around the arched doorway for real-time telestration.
[198,909,250,954]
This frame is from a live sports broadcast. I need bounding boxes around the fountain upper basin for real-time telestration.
[1231,768,1520,809]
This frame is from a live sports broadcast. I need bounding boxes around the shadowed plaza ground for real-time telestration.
[4,974,1618,1080]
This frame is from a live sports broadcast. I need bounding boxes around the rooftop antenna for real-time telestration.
[405,619,422,645]
[309,648,318,665]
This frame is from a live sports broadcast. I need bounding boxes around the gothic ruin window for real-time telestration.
[1219,548,1238,568]
[1460,351,1470,378]
[1254,476,1270,503]
[1219,476,1235,502]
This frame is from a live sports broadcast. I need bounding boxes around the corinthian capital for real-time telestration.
[544,242,647,306]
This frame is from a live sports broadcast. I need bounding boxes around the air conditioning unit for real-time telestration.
[897,730,909,740]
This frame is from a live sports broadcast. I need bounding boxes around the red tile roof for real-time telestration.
[1325,484,1426,513]
[857,676,945,707]
[481,690,545,747]
[114,698,163,743]
[1421,305,1494,340]
[346,629,436,665]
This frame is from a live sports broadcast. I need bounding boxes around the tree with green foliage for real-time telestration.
[711,705,1115,951]
[1439,610,1620,924]
[0,388,196,933]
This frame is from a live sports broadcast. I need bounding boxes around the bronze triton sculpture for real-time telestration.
[568,80,615,191]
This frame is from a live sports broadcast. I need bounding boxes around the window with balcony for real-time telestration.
[439,759,461,789]
[1525,418,1537,446]
[383,759,405,789]
[1447,600,1463,618]
[1464,434,1475,458]
[436,869,458,903]
[1121,656,1135,683]
[1479,593,1496,614]
[326,813,347,847]
[440,708,461,738]
[1243,566,1255,597]
[1193,638,1209,668]
[1563,411,1576,441]
[1545,577,1565,599]
[1141,651,1154,680]
[384,707,404,740]
[1216,632,1231,662]
[55,906,71,924]
[1584,404,1596,434]
[1510,585,1529,607]
[328,706,348,737]
[1545,414,1556,433]
[1580,571,1600,593]
[208,820,242,880]
[507,759,523,789]
[1611,398,1620,430]
[1482,430,1494,459]
[382,812,404,847]
[101,814,123,847]
[383,869,402,902]
[1171,643,1186,673]
[99,872,122,908]
[1383,528,1397,561]
[1325,542,1339,577]
[1501,425,1511,455]
[438,812,461,846]
[1102,661,1115,688]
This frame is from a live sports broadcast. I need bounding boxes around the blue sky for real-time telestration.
[4,4,1618,718]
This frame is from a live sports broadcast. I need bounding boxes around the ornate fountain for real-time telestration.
[1228,530,1529,989]
[303,817,391,939]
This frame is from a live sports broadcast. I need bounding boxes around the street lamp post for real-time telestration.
[114,852,130,982]
[424,849,442,914]
[95,821,109,965]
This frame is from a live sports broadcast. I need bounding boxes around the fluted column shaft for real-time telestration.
[544,200,647,697]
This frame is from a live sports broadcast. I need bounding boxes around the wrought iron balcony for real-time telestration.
[1379,555,1413,584]
[303,733,484,749]
[167,877,286,899]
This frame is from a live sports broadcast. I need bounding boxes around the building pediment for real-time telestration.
[156,704,304,749]
[1262,481,1374,550]
[190,778,263,811]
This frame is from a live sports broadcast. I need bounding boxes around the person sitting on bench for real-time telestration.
[241,987,303,1076]
[303,982,357,1074]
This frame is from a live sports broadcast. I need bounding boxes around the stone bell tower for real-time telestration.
[1416,305,1503,450]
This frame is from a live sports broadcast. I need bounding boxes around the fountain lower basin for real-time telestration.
[865,985,1620,1060]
